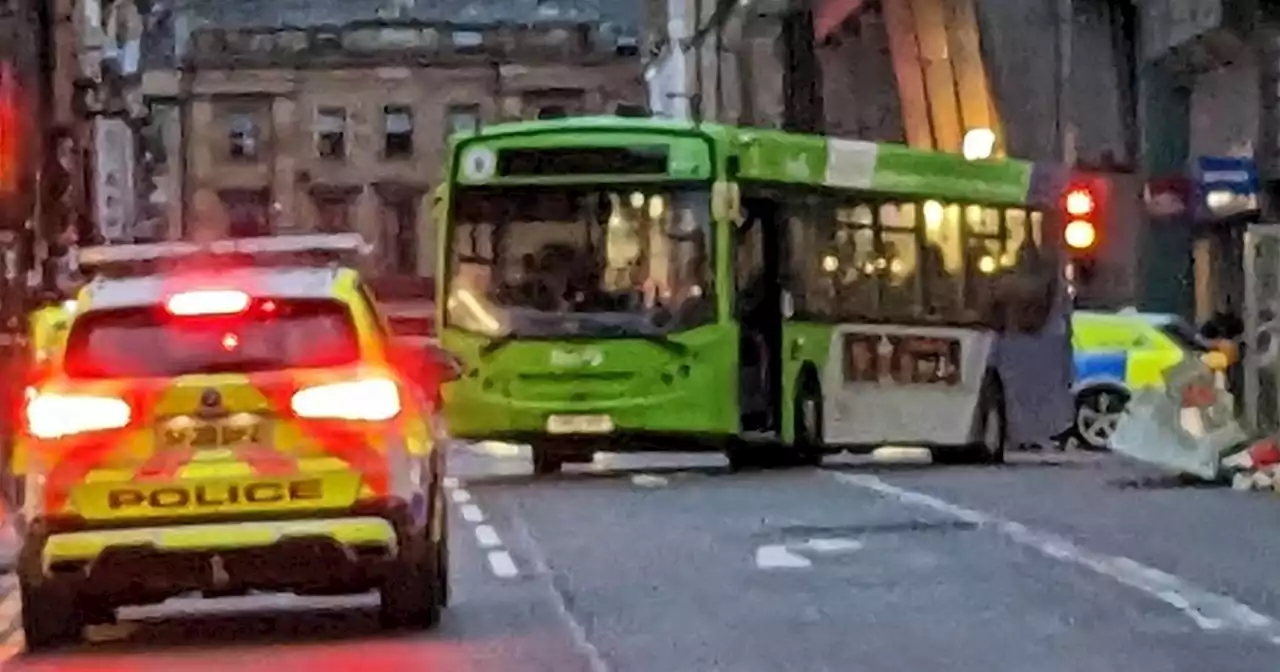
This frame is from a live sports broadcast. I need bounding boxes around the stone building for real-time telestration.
[138,0,645,277]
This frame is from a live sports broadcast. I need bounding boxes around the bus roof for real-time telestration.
[456,116,1057,207]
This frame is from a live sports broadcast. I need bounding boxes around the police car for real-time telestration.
[15,234,451,650]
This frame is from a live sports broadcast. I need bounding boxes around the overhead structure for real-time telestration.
[815,0,1003,155]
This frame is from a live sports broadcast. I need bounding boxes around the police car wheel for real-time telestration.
[435,481,450,607]
[19,577,83,651]
[379,530,442,630]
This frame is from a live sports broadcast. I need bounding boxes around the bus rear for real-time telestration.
[437,118,736,473]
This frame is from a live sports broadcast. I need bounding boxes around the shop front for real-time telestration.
[1190,156,1259,327]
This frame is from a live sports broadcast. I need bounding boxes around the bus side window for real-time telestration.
[921,201,963,319]
[827,202,878,319]
[880,203,920,320]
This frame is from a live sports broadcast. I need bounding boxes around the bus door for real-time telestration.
[737,197,785,434]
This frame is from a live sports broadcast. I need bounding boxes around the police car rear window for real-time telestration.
[64,299,360,379]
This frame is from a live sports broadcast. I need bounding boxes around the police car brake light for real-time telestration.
[291,378,401,421]
[166,290,251,316]
[26,392,131,439]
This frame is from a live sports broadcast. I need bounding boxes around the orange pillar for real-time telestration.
[880,0,1003,154]
[881,0,934,148]
[908,0,963,152]
[944,0,1000,152]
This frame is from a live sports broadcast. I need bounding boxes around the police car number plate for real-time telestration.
[546,414,614,434]
[159,416,269,449]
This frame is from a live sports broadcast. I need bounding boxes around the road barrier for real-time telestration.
[1109,357,1249,480]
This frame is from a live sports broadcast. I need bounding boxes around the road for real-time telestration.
[3,444,1280,670]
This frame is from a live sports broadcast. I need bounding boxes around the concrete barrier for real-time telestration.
[1109,358,1249,481]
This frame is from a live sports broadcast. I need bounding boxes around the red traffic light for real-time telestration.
[1062,173,1109,252]
[1064,188,1095,217]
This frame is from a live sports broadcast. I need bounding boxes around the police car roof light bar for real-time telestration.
[77,234,373,276]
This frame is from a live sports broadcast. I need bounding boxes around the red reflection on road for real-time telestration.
[4,636,491,672]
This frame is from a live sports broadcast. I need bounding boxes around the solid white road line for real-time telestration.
[486,550,519,578]
[451,488,472,503]
[507,513,612,672]
[460,504,485,523]
[754,544,812,569]
[442,477,460,490]
[834,472,1280,641]
[474,524,502,548]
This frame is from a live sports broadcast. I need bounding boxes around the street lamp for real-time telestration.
[962,128,996,161]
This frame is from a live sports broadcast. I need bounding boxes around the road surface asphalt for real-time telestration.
[2,444,1279,671]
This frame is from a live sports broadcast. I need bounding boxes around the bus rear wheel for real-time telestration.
[972,375,1007,464]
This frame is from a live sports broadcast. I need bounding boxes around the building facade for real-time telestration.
[1135,0,1262,320]
[135,0,644,277]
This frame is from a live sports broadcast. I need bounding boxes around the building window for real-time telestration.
[445,104,480,144]
[315,107,346,160]
[537,105,567,119]
[142,102,175,173]
[221,190,270,238]
[228,112,259,160]
[522,89,583,120]
[452,30,483,53]
[384,105,414,158]
[615,34,639,57]
[614,102,648,117]
[314,196,351,233]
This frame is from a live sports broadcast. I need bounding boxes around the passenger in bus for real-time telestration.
[503,252,558,311]
[881,241,919,319]
[920,240,958,319]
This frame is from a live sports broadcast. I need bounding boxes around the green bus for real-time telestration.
[436,116,1074,474]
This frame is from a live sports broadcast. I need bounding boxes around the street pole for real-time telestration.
[1259,26,1280,223]
[177,57,193,239]
[1054,0,1074,165]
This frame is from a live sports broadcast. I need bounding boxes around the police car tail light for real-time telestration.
[291,378,401,421]
[165,290,251,316]
[26,392,131,439]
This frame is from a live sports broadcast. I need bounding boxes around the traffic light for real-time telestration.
[1062,175,1106,254]
[1061,173,1109,301]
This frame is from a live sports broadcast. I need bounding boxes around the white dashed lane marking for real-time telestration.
[474,524,502,549]
[486,551,519,578]
[460,504,485,523]
[447,478,519,578]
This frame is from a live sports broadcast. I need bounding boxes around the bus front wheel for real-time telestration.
[972,374,1007,464]
[532,448,563,476]
[793,380,825,466]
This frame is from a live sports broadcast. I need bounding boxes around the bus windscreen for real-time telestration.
[497,146,668,176]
